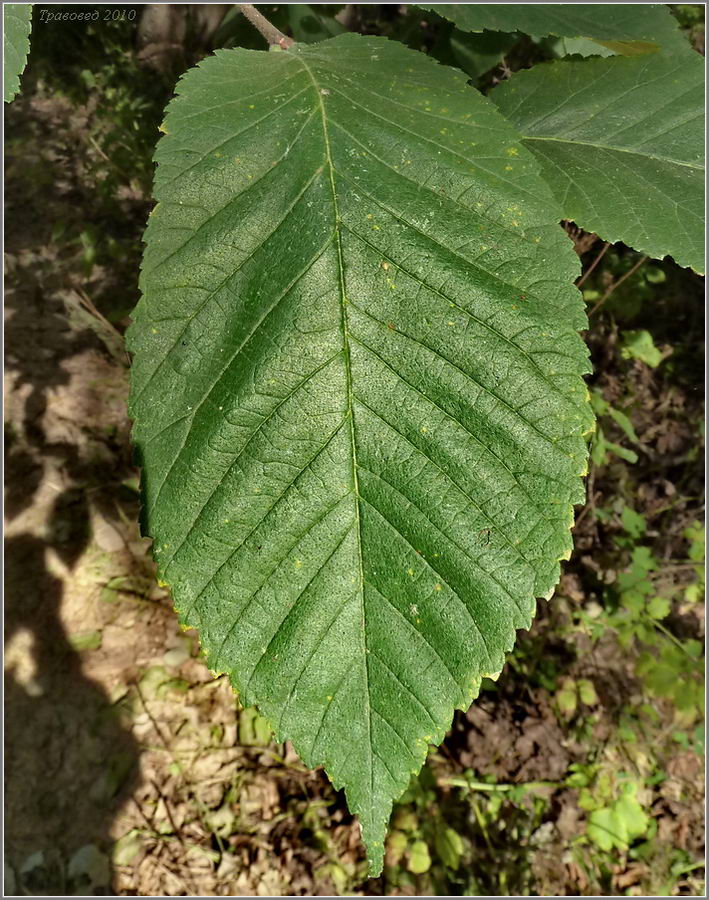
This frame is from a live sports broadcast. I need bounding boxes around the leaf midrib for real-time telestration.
[295,51,375,808]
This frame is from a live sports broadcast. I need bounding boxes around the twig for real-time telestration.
[645,616,698,657]
[589,255,649,317]
[442,776,558,792]
[151,779,188,853]
[239,4,294,48]
[576,240,610,288]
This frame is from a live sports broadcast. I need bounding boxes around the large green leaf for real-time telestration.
[128,34,592,873]
[3,3,32,103]
[492,54,705,273]
[419,4,691,56]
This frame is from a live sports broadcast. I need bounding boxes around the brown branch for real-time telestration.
[576,240,610,288]
[239,4,294,48]
[589,255,649,317]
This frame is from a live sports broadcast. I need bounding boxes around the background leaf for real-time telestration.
[418,4,692,56]
[449,29,518,79]
[491,53,705,272]
[4,3,32,103]
[287,5,345,44]
[128,34,591,873]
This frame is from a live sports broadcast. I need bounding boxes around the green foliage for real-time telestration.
[382,768,546,894]
[568,763,655,855]
[586,784,651,852]
[683,520,705,603]
[407,840,432,874]
[555,675,599,715]
[29,9,169,197]
[574,511,705,724]
[492,53,705,272]
[3,3,32,103]
[636,639,704,716]
[434,826,464,869]
[128,32,592,873]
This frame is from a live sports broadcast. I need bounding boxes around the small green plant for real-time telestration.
[575,509,705,725]
[621,330,664,368]
[383,769,470,891]
[568,764,652,852]
[589,388,641,466]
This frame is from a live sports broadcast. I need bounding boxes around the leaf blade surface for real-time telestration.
[128,34,592,873]
[492,53,705,272]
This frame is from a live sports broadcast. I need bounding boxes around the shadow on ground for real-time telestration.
[4,91,144,895]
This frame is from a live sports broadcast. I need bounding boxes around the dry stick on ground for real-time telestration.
[576,240,611,289]
[239,4,294,48]
[589,255,649,317]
